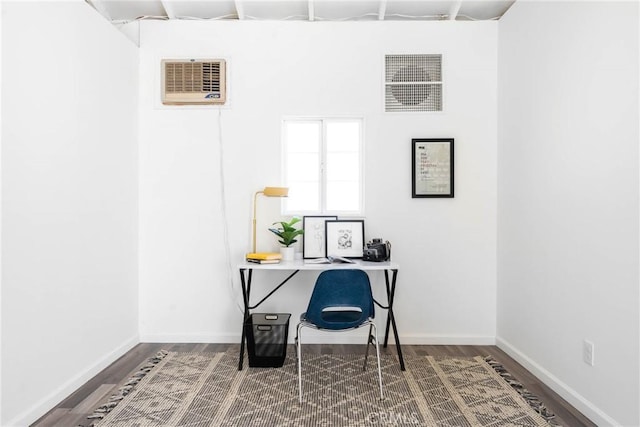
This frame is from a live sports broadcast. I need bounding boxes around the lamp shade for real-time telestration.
[262,186,289,197]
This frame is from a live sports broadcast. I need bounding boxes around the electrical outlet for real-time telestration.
[583,340,595,366]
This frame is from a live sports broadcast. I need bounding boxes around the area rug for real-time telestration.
[86,350,560,427]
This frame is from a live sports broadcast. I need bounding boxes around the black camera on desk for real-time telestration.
[363,238,391,262]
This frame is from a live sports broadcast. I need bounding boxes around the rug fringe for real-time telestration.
[484,356,561,427]
[81,350,169,427]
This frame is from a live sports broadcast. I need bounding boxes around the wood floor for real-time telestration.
[32,343,596,427]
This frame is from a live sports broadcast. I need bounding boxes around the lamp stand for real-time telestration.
[252,190,263,253]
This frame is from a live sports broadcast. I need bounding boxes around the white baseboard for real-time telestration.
[140,333,240,343]
[399,334,495,345]
[139,332,495,346]
[6,335,139,427]
[496,337,619,427]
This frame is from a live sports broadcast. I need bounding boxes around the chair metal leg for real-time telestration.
[363,323,374,371]
[371,323,384,400]
[296,323,304,403]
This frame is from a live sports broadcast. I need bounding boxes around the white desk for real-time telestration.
[238,259,405,371]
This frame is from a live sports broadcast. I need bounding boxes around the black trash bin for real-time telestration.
[245,313,291,368]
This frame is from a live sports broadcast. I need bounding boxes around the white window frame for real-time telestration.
[282,117,365,216]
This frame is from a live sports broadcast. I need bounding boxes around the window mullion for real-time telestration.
[320,119,328,213]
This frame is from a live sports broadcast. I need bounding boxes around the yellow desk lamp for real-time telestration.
[251,186,289,254]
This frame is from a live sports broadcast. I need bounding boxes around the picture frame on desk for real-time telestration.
[412,138,454,198]
[302,216,338,259]
[325,220,365,259]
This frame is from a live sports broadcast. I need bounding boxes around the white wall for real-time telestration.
[0,4,4,425]
[1,2,139,425]
[138,21,498,344]
[498,2,639,426]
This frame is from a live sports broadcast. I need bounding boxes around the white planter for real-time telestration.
[280,247,295,261]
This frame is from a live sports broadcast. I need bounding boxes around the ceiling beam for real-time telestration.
[87,0,112,22]
[308,0,315,21]
[234,0,245,19]
[159,0,176,19]
[378,0,387,20]
[448,0,462,20]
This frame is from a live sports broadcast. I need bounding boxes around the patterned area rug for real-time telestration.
[86,350,559,427]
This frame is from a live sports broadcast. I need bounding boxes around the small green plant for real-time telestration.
[269,217,304,247]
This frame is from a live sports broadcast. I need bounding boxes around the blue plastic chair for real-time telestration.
[295,269,383,403]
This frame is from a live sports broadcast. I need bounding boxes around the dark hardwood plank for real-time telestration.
[34,409,68,427]
[31,343,597,427]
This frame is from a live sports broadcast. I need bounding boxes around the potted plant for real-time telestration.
[269,217,304,261]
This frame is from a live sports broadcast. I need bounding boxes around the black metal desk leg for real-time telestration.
[238,268,252,370]
[385,269,405,371]
[383,270,392,347]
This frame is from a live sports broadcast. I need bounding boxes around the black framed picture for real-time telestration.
[325,220,365,259]
[412,138,454,198]
[302,216,338,259]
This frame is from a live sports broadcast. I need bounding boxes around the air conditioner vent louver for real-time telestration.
[162,59,226,105]
[385,54,442,112]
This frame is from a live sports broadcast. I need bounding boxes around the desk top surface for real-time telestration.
[238,259,398,271]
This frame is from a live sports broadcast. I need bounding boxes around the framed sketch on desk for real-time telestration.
[412,138,454,198]
[302,216,338,259]
[325,220,365,259]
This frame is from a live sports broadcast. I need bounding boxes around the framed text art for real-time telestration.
[412,138,454,198]
[325,220,365,259]
[302,216,338,259]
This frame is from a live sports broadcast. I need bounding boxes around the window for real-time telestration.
[283,118,363,215]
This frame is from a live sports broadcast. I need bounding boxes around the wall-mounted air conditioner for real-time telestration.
[161,59,226,105]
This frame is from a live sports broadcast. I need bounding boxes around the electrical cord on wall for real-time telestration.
[216,108,245,315]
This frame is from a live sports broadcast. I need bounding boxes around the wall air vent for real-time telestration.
[385,54,442,112]
[162,59,226,105]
